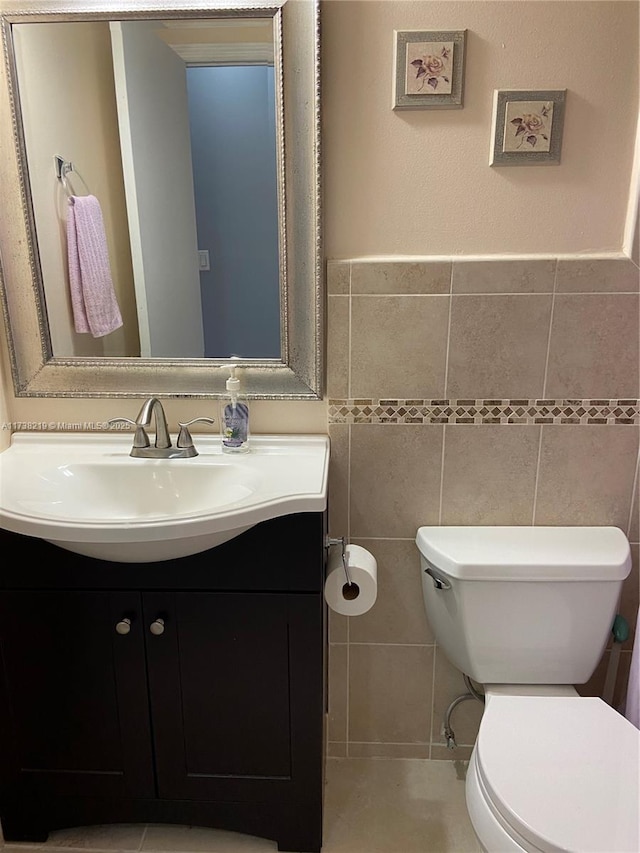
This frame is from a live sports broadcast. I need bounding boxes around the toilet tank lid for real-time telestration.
[415,526,631,581]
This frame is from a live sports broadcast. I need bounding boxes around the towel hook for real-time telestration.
[55,155,90,198]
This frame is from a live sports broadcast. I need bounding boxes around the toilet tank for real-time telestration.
[415,526,631,684]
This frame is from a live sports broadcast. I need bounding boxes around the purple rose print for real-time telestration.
[410,46,451,92]
[509,104,551,149]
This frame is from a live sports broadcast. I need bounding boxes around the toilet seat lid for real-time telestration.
[476,696,640,853]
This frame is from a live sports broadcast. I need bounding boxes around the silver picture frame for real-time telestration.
[490,89,567,166]
[393,29,466,110]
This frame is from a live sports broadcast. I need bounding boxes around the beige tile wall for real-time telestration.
[326,256,640,759]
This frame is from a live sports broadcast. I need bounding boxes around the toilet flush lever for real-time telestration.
[424,565,451,591]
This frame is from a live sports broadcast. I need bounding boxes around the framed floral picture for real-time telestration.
[393,30,467,110]
[490,89,566,166]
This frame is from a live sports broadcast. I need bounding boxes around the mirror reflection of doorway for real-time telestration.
[111,20,205,358]
[187,65,280,359]
[111,20,280,359]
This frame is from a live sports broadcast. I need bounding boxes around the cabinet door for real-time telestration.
[144,591,307,802]
[0,591,155,800]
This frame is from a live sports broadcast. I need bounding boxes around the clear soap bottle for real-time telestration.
[220,366,250,453]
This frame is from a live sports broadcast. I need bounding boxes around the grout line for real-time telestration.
[347,423,351,542]
[442,268,454,399]
[327,753,474,761]
[536,259,556,523]
[329,397,640,403]
[345,536,439,541]
[116,850,262,853]
[348,290,452,299]
[343,290,639,297]
[438,426,447,525]
[429,646,438,760]
[626,438,640,538]
[345,618,350,759]
[344,740,478,747]
[347,641,436,647]
[133,849,276,853]
[439,261,453,530]
[453,290,639,297]
[342,253,628,262]
[330,755,410,762]
[344,416,352,758]
[137,826,148,852]
[541,259,559,398]
[531,425,545,525]
[347,262,352,400]
[343,741,430,747]
[50,839,147,852]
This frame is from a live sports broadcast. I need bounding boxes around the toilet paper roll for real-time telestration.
[324,544,377,616]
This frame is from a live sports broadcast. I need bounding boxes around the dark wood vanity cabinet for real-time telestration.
[0,513,327,853]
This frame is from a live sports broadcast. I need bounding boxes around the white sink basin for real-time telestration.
[0,433,329,562]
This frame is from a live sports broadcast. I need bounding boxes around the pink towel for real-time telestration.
[67,195,123,337]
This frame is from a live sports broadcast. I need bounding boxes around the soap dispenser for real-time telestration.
[220,365,250,453]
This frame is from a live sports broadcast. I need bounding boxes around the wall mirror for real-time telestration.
[0,0,322,399]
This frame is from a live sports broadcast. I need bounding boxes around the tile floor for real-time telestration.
[1,758,482,853]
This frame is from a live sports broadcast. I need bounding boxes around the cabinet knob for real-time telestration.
[150,618,165,636]
[115,618,131,635]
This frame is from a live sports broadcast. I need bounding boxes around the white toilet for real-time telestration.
[415,525,640,853]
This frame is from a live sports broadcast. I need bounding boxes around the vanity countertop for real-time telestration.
[0,432,329,562]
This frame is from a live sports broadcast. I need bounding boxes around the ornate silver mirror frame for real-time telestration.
[0,0,322,399]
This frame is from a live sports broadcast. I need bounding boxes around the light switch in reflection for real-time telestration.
[198,250,210,271]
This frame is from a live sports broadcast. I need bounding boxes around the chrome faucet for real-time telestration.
[136,397,171,451]
[108,397,215,458]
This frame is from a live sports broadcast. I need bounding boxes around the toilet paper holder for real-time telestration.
[326,536,353,586]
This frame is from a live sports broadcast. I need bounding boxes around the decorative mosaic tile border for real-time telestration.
[328,399,640,425]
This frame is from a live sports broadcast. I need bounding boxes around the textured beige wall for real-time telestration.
[323,0,639,257]
[2,0,639,432]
